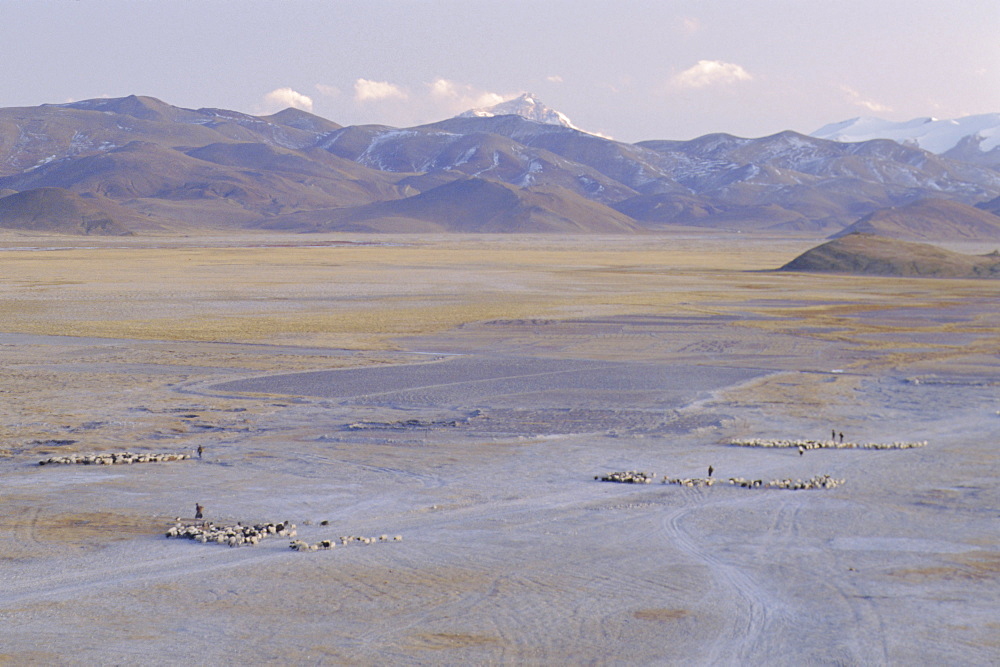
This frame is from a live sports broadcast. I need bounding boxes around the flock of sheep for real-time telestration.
[596,470,656,484]
[727,474,845,490]
[598,472,845,490]
[729,438,927,451]
[166,521,298,547]
[38,451,192,466]
[290,534,403,551]
[663,476,716,487]
[596,435,926,491]
[34,447,406,554]
[32,432,917,554]
[165,521,405,551]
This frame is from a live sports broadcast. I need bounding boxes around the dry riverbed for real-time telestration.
[0,232,997,664]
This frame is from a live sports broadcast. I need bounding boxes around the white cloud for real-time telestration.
[840,85,892,113]
[428,78,505,112]
[314,83,341,98]
[354,78,408,102]
[671,60,753,89]
[428,77,459,98]
[546,75,564,84]
[263,87,314,112]
[681,17,701,34]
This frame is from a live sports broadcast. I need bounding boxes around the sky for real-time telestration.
[2,0,998,143]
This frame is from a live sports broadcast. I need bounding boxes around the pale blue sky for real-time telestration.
[3,0,997,141]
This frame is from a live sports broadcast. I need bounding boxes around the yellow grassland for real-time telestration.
[1,234,995,353]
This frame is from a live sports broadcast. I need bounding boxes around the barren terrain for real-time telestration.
[0,231,997,664]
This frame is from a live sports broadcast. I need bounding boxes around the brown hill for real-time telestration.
[0,187,135,235]
[0,95,336,178]
[778,233,1000,278]
[1,141,406,229]
[832,198,1000,241]
[263,178,639,233]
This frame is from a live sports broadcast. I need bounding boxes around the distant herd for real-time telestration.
[597,436,926,490]
[729,438,927,451]
[597,471,846,490]
[33,450,403,553]
[165,520,403,551]
[38,451,192,465]
[29,433,926,553]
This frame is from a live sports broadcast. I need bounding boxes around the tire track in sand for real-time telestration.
[664,493,891,665]
[661,491,772,665]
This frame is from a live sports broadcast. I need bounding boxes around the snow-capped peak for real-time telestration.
[458,93,580,130]
[810,113,1000,154]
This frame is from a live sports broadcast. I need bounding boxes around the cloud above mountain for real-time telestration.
[338,77,514,127]
[354,79,408,102]
[262,87,314,112]
[314,83,341,98]
[671,60,753,89]
[680,17,701,34]
[429,78,506,114]
[839,85,892,113]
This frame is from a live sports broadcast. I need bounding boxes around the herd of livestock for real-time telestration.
[29,431,925,551]
[597,436,925,490]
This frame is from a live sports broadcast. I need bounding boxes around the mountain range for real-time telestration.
[811,114,1000,170]
[1,94,999,238]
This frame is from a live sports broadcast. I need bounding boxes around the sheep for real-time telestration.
[38,451,192,466]
[729,438,926,451]
[598,470,656,484]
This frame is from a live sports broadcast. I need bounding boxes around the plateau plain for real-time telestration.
[0,231,997,665]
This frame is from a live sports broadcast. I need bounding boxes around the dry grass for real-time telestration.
[890,551,1000,582]
[31,510,161,544]
[1,235,995,442]
[2,234,995,355]
[0,500,163,559]
[0,235,816,346]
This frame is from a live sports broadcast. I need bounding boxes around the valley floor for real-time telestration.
[0,232,997,665]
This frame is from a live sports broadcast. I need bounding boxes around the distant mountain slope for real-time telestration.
[317,121,636,204]
[832,199,1000,241]
[628,131,1000,230]
[0,187,134,235]
[343,118,1000,231]
[0,94,338,178]
[976,195,1000,216]
[778,233,1000,278]
[0,138,405,227]
[258,107,343,134]
[262,178,639,233]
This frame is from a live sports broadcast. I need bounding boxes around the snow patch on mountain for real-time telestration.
[459,93,581,131]
[811,114,1000,154]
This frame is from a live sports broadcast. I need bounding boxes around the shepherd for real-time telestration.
[707,465,714,478]
[195,503,204,519]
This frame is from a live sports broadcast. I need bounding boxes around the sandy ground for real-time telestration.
[0,232,997,665]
